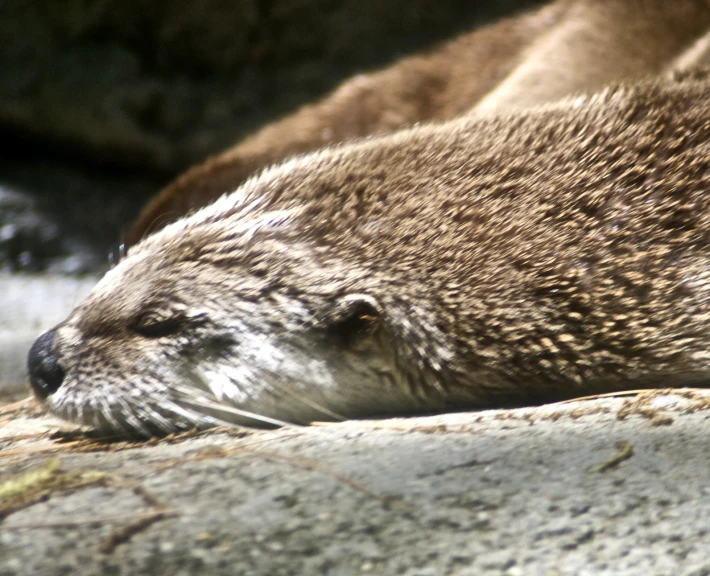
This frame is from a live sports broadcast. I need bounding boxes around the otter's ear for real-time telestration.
[327,295,383,351]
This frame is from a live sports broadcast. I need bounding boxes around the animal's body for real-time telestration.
[128,0,710,245]
[28,77,710,436]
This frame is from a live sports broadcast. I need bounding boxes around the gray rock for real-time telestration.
[1,392,709,575]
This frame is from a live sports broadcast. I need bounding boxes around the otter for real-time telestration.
[27,77,710,437]
[128,0,710,246]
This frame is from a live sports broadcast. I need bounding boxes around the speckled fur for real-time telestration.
[35,77,710,435]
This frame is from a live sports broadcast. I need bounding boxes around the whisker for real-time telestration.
[101,402,132,436]
[263,372,346,422]
[159,398,219,428]
[72,400,82,428]
[159,397,249,431]
[113,394,151,436]
[207,344,347,423]
[139,404,182,433]
[172,382,294,428]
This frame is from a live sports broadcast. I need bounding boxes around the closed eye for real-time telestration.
[129,314,187,338]
[128,303,207,339]
[130,317,185,338]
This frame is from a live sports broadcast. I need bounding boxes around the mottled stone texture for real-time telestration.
[3,395,710,575]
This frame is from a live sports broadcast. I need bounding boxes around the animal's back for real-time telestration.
[182,77,710,405]
[128,0,710,245]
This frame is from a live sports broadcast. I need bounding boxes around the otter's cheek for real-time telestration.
[187,333,337,404]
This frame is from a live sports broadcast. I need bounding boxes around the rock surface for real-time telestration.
[2,391,709,575]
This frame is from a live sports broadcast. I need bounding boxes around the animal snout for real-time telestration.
[27,330,65,399]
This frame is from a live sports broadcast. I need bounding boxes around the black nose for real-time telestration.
[27,330,65,399]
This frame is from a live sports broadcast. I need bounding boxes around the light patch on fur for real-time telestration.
[127,158,326,265]
[191,327,342,420]
[183,152,327,232]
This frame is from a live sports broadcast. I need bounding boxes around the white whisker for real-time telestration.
[172,382,294,428]
[263,372,345,422]
[115,394,152,437]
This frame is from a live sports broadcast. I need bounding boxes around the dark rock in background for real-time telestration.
[0,0,542,272]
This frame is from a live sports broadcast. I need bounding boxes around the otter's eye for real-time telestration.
[328,297,382,351]
[129,311,187,339]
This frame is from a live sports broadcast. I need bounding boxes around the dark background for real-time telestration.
[0,0,542,274]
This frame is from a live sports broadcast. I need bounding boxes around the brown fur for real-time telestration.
[128,0,710,246]
[28,76,710,436]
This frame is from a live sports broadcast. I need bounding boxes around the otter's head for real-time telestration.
[26,172,451,437]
